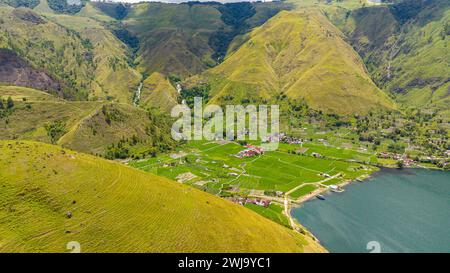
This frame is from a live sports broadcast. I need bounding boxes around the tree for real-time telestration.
[7,97,14,109]
[44,121,67,144]
[396,160,404,169]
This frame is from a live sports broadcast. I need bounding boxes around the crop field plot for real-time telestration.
[288,184,318,199]
[129,141,378,196]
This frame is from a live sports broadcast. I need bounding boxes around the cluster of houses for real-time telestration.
[377,151,449,168]
[227,197,271,208]
[235,145,264,158]
[280,133,303,145]
[377,152,404,160]
[378,152,416,166]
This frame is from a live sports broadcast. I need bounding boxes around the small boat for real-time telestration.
[316,194,325,200]
[356,178,364,182]
[329,185,344,193]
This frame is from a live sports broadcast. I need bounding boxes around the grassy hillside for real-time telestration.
[0,5,142,103]
[0,88,100,143]
[44,13,142,103]
[0,6,94,99]
[326,0,450,113]
[57,103,176,157]
[191,10,395,115]
[123,2,290,78]
[139,72,179,113]
[0,140,324,252]
[123,2,223,78]
[0,85,61,102]
[0,86,175,157]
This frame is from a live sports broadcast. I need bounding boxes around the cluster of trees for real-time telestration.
[47,0,87,14]
[102,105,124,125]
[0,97,15,119]
[44,120,67,144]
[2,0,40,8]
[209,3,256,62]
[92,2,129,20]
[180,84,210,108]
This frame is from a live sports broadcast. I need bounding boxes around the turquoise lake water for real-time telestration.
[291,168,450,253]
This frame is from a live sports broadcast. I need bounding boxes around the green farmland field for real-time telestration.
[129,141,378,194]
[288,184,318,199]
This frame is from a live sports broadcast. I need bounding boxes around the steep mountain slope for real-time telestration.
[328,0,449,112]
[123,2,225,77]
[0,5,141,102]
[0,140,324,252]
[0,88,99,143]
[0,48,60,92]
[0,6,94,99]
[194,10,395,115]
[57,102,175,156]
[139,72,179,113]
[122,2,291,78]
[44,13,142,103]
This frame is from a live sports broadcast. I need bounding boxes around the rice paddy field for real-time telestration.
[128,140,378,230]
[129,140,378,196]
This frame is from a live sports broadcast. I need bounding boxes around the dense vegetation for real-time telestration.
[0,0,39,8]
[91,1,129,20]
[0,96,14,118]
[209,3,256,61]
[180,84,210,108]
[47,0,87,14]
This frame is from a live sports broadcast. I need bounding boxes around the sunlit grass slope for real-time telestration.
[199,10,395,115]
[0,85,61,102]
[57,103,175,156]
[0,88,174,156]
[44,13,142,103]
[0,91,100,144]
[140,72,179,113]
[0,140,324,252]
[125,2,223,77]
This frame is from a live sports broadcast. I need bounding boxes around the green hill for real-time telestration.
[0,140,325,252]
[122,2,290,78]
[0,86,175,158]
[0,5,141,102]
[57,102,176,157]
[191,10,395,115]
[139,72,179,113]
[43,12,142,103]
[327,0,450,113]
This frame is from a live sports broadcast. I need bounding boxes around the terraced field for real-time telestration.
[0,140,325,252]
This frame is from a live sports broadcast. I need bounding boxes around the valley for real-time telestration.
[0,0,448,253]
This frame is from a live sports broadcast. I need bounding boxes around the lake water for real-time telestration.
[291,168,450,253]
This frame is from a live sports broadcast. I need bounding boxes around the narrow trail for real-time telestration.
[285,172,342,196]
[57,104,104,145]
[284,196,296,230]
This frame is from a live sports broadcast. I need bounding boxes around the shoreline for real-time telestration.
[285,173,374,251]
[287,168,450,253]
